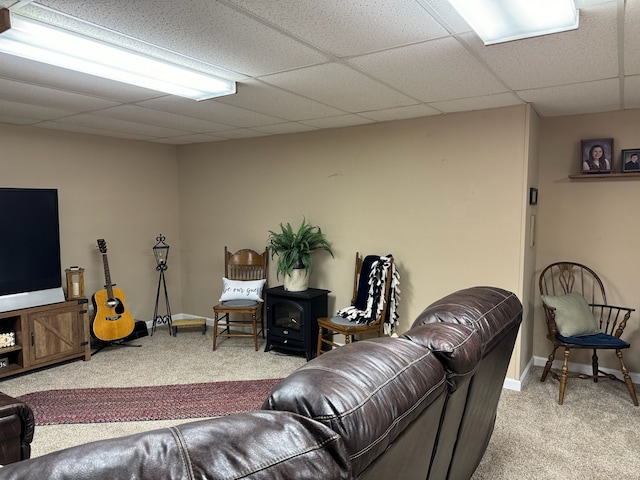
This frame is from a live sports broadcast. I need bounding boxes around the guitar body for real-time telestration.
[91,287,135,342]
[91,239,135,342]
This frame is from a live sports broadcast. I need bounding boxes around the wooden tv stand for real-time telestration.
[0,299,90,379]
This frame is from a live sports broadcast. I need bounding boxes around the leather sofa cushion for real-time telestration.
[401,322,481,391]
[0,411,352,479]
[412,286,522,355]
[262,337,447,476]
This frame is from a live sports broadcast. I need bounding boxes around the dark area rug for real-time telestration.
[17,378,283,425]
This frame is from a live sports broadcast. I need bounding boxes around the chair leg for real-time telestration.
[252,312,258,351]
[317,328,324,356]
[213,312,219,351]
[616,350,639,406]
[592,349,599,383]
[558,348,571,405]
[541,346,557,382]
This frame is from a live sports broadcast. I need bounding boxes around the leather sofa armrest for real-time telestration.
[0,392,35,464]
[401,323,481,391]
[0,411,352,479]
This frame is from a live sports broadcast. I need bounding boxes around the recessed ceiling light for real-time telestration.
[446,0,579,45]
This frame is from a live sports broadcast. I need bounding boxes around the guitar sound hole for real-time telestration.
[114,300,125,315]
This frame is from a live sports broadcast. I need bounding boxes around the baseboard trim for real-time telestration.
[503,356,535,392]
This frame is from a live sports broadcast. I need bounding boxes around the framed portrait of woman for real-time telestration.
[621,149,640,172]
[580,138,613,174]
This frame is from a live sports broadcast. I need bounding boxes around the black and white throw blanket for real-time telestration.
[336,254,400,335]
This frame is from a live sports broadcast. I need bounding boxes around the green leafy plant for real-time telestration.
[267,218,334,278]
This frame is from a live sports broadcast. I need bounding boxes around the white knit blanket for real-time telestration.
[336,255,400,334]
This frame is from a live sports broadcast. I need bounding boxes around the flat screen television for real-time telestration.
[0,188,65,313]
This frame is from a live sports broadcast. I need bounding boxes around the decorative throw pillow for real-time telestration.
[541,292,600,337]
[219,278,266,303]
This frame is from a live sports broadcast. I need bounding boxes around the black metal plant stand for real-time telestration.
[151,234,172,335]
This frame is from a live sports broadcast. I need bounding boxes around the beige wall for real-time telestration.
[4,105,637,380]
[178,106,531,347]
[536,110,640,373]
[0,124,182,320]
[1,104,535,383]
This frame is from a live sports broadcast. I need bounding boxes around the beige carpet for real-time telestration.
[1,326,638,479]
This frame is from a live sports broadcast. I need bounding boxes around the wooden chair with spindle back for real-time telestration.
[317,253,395,356]
[539,261,638,405]
[213,247,268,351]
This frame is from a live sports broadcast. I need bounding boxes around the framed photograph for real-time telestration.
[621,149,640,172]
[580,138,613,174]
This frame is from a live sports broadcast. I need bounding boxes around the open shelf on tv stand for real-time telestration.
[0,299,91,379]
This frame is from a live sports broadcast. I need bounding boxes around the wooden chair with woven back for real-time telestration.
[539,261,638,406]
[317,253,397,356]
[212,247,268,351]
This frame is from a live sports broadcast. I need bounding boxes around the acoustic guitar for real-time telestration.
[91,239,135,342]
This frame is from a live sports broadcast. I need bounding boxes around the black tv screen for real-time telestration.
[0,188,62,297]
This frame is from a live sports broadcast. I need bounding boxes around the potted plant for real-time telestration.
[267,218,334,291]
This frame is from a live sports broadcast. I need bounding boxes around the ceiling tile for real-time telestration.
[0,99,73,120]
[35,121,156,141]
[260,63,416,111]
[216,79,345,121]
[467,3,618,90]
[229,0,448,57]
[300,114,375,129]
[250,122,320,135]
[623,75,640,109]
[358,104,441,121]
[92,105,233,133]
[30,0,329,76]
[52,113,192,137]
[0,78,118,111]
[349,37,507,102]
[137,97,287,128]
[430,93,524,114]
[214,128,271,139]
[0,113,42,126]
[0,0,632,144]
[518,79,620,117]
[160,134,229,145]
[624,0,640,75]
[415,0,473,34]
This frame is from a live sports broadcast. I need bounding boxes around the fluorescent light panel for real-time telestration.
[0,10,235,100]
[447,0,579,45]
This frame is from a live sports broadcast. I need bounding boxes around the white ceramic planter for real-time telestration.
[284,268,309,291]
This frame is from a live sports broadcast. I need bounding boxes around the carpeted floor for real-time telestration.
[0,324,638,479]
[0,325,306,456]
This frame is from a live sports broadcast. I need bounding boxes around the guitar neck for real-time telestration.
[101,253,115,299]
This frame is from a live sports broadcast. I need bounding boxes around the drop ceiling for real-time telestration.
[0,0,634,145]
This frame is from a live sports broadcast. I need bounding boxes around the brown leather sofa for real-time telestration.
[0,393,34,466]
[0,286,522,480]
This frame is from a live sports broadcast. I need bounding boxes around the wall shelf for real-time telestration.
[569,173,640,179]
